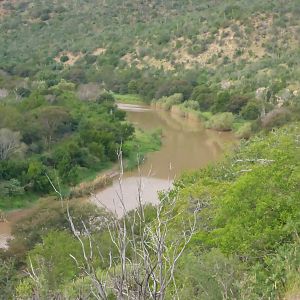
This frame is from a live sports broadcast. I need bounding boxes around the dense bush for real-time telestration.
[206,112,234,131]
[155,93,183,111]
[261,107,292,130]
[171,123,300,299]
[0,85,135,206]
[235,122,252,139]
[191,85,214,111]
[241,101,261,120]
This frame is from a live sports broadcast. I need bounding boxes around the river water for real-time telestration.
[0,103,234,247]
[91,104,234,216]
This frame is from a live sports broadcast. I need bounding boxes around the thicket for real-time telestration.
[168,122,300,299]
[0,0,299,136]
[0,0,300,298]
[0,84,137,210]
[1,123,298,299]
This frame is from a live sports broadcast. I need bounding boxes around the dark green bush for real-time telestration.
[241,101,261,120]
[60,55,69,63]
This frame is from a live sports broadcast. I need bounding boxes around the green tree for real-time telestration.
[212,91,231,113]
[128,80,138,94]
[27,231,84,291]
[26,160,49,192]
[37,106,72,147]
[241,101,261,120]
[191,85,214,111]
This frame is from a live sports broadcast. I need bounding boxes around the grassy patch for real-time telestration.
[199,111,213,121]
[232,116,248,131]
[0,193,39,211]
[123,128,162,170]
[114,93,145,104]
[75,161,114,183]
[63,130,162,198]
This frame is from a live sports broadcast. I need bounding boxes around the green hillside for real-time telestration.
[0,2,299,90]
[0,1,300,299]
[0,0,299,134]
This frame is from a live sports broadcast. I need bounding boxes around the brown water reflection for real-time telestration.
[91,104,234,216]
[0,104,235,244]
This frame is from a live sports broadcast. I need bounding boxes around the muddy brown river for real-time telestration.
[0,103,235,247]
[91,103,235,216]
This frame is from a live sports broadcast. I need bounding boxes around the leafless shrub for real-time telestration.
[35,149,198,300]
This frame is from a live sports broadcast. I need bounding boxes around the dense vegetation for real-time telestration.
[1,123,299,299]
[0,81,162,210]
[171,123,300,299]
[0,0,300,134]
[0,0,300,299]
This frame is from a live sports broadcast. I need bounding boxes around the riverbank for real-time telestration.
[69,128,162,198]
[0,102,234,249]
[90,103,235,217]
[0,115,163,248]
[115,93,251,138]
[114,93,145,105]
[0,120,162,212]
[151,96,251,138]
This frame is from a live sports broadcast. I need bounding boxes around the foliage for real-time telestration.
[0,128,25,160]
[170,123,300,299]
[0,179,24,197]
[174,250,245,300]
[241,101,261,120]
[191,84,214,111]
[0,257,18,300]
[0,0,300,297]
[235,122,252,139]
[206,112,234,131]
[123,128,162,170]
[8,199,111,258]
[0,86,138,208]
[27,231,84,290]
[60,55,69,63]
[154,93,183,111]
[261,107,292,130]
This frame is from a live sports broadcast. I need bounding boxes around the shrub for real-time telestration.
[77,83,101,101]
[128,80,138,94]
[155,80,193,100]
[157,93,183,111]
[84,54,97,65]
[206,112,234,131]
[0,179,24,197]
[261,108,292,130]
[191,85,214,111]
[96,92,115,103]
[16,87,31,98]
[60,55,69,63]
[212,91,231,113]
[235,122,252,139]
[182,100,200,111]
[227,95,249,113]
[40,13,50,21]
[241,101,261,120]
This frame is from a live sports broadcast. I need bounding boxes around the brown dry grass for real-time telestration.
[120,13,299,71]
[70,172,118,198]
[54,51,84,66]
[92,48,106,55]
